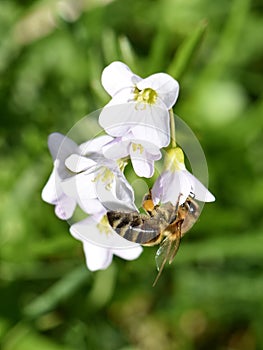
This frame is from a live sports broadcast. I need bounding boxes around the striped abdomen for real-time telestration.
[107,202,176,245]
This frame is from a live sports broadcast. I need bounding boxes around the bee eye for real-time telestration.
[183,200,195,213]
[189,205,195,213]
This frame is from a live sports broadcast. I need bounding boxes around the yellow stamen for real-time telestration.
[117,159,127,172]
[133,87,158,106]
[132,143,144,154]
[93,167,114,190]
[96,215,112,235]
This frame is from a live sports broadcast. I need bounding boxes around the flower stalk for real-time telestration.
[169,108,176,149]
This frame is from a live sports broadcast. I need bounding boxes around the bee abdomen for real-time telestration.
[107,211,168,244]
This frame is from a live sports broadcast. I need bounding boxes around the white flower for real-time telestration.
[152,147,215,205]
[41,133,79,220]
[70,214,143,271]
[99,61,179,148]
[103,131,162,178]
[62,139,137,212]
[42,133,115,219]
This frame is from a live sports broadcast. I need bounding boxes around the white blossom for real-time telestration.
[62,138,137,213]
[103,131,162,178]
[152,147,215,205]
[70,214,143,271]
[99,61,179,148]
[41,133,79,220]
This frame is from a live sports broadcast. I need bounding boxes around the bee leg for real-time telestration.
[167,220,183,264]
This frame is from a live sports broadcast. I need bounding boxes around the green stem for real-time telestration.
[169,109,176,148]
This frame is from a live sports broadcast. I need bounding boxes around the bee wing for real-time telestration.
[153,237,172,287]
[152,222,182,287]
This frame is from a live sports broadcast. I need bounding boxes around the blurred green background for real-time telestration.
[1,0,263,349]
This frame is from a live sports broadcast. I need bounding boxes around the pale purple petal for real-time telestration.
[96,176,137,212]
[47,133,79,180]
[83,241,113,271]
[137,73,179,109]
[128,106,170,148]
[152,170,171,204]
[70,220,113,270]
[79,135,113,155]
[79,198,106,215]
[99,103,137,137]
[184,170,215,202]
[114,172,137,207]
[170,171,192,205]
[113,246,143,260]
[129,144,155,178]
[41,168,61,204]
[101,61,141,97]
[99,103,170,148]
[54,193,76,220]
[140,140,162,158]
[152,170,191,205]
[70,217,140,249]
[103,88,135,107]
[61,172,97,200]
[48,133,79,161]
[65,154,96,173]
[103,139,130,160]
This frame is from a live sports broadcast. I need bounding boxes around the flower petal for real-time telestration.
[114,172,137,207]
[70,217,141,249]
[96,176,137,212]
[41,168,62,204]
[152,170,191,205]
[71,219,113,270]
[184,170,216,202]
[54,193,76,220]
[103,139,130,160]
[140,140,162,158]
[62,170,105,215]
[101,61,141,97]
[129,144,155,178]
[65,154,96,173]
[137,73,179,109]
[99,103,170,148]
[99,103,136,136]
[103,88,134,107]
[113,246,143,260]
[79,135,113,155]
[61,172,97,201]
[48,133,79,161]
[84,242,113,271]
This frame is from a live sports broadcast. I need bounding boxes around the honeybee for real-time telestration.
[107,191,200,286]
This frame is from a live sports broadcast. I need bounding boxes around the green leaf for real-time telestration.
[23,266,90,319]
[2,323,73,350]
[167,20,207,79]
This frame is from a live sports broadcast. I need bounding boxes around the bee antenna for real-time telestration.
[189,191,195,199]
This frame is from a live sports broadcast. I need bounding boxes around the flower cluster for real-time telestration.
[42,61,215,272]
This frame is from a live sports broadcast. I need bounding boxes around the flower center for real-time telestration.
[132,143,144,154]
[96,215,112,235]
[133,87,157,105]
[93,166,114,190]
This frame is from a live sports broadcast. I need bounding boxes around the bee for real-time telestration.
[107,191,200,286]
